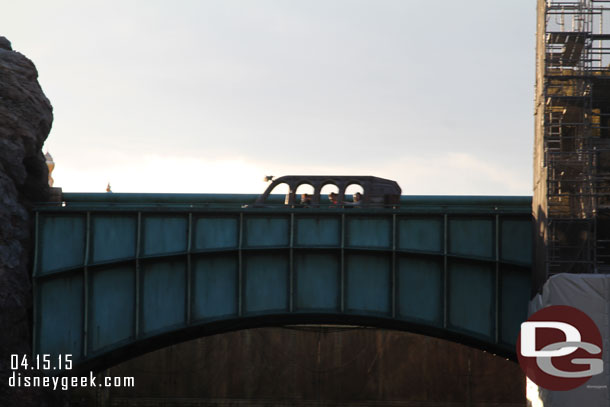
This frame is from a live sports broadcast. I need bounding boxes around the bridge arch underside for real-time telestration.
[33,197,532,373]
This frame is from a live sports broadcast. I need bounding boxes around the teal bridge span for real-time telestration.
[33,194,532,372]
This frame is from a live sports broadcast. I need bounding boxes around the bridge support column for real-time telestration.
[526,274,610,407]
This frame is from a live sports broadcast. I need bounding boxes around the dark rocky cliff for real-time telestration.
[0,36,53,406]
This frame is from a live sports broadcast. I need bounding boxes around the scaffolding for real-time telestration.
[540,0,610,278]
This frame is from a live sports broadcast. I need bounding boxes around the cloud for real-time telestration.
[50,151,530,196]
[378,152,530,195]
[28,2,534,197]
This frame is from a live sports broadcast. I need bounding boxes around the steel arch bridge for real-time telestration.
[32,194,532,372]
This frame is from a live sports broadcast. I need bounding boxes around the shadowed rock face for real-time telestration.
[0,36,54,406]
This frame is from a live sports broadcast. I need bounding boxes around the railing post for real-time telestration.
[134,212,142,339]
[32,211,39,360]
[340,213,346,313]
[186,213,193,325]
[443,213,448,329]
[495,213,500,345]
[289,212,294,312]
[238,212,243,316]
[82,212,91,358]
[392,213,397,318]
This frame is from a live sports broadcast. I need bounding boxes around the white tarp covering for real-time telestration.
[528,274,610,406]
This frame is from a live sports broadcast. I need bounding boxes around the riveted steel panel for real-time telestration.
[192,255,238,320]
[448,217,494,259]
[244,216,289,247]
[500,219,532,264]
[91,215,136,263]
[39,215,85,273]
[33,194,533,365]
[294,216,340,247]
[345,254,391,314]
[143,215,187,256]
[397,257,443,324]
[500,266,531,345]
[37,274,83,358]
[141,260,186,335]
[244,253,289,313]
[448,261,494,338]
[194,217,238,250]
[294,253,340,311]
[398,217,443,253]
[346,217,392,248]
[89,265,134,352]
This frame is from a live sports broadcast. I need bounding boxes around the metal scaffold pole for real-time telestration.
[537,0,610,282]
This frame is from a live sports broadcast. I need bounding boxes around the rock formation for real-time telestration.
[0,36,54,405]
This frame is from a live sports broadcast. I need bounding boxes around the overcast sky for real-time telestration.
[3,1,535,195]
